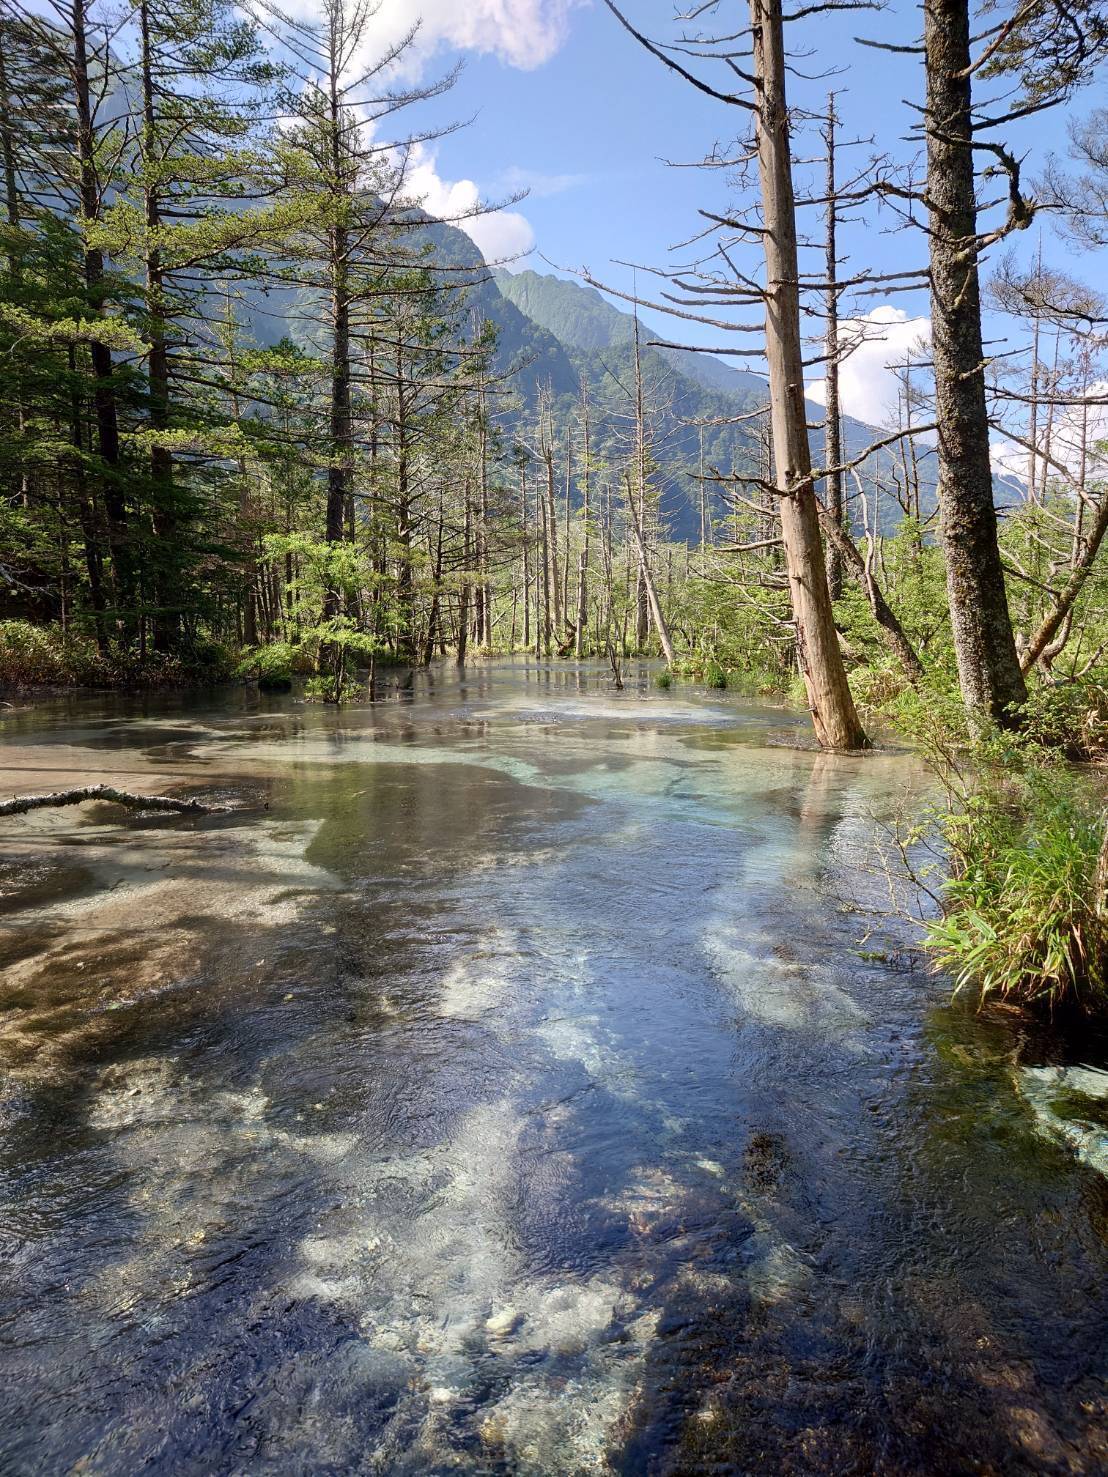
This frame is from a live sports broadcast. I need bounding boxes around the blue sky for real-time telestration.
[368,1,1100,428]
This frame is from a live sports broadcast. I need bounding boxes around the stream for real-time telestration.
[1,659,1107,1475]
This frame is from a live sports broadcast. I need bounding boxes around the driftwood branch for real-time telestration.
[0,784,212,817]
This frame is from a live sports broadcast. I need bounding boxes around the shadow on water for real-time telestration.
[1,660,1107,1473]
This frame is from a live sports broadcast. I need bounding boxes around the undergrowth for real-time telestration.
[904,697,1108,1014]
[0,620,233,690]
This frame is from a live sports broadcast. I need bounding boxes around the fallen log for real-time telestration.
[0,784,211,817]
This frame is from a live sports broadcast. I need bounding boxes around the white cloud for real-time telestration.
[469,209,535,266]
[412,0,581,70]
[407,146,535,265]
[276,2,579,266]
[988,434,1027,482]
[807,305,931,428]
[293,0,582,78]
[991,379,1108,484]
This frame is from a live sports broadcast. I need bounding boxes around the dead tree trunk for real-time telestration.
[923,0,1027,726]
[817,495,924,683]
[751,0,867,748]
[576,379,592,658]
[1020,494,1108,674]
[0,785,211,816]
[822,93,845,600]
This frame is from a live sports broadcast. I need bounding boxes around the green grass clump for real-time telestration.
[924,743,1108,1013]
[654,669,673,690]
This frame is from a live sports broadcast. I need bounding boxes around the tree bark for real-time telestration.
[71,0,129,625]
[822,93,845,600]
[519,461,531,650]
[923,0,1027,725]
[575,381,591,658]
[0,785,211,816]
[751,0,867,748]
[139,0,178,654]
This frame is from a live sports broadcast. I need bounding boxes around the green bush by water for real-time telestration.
[921,725,1108,1013]
[0,620,232,690]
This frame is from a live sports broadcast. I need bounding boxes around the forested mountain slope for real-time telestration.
[238,216,933,543]
[492,267,941,537]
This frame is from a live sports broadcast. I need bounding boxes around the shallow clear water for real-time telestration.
[2,659,1107,1475]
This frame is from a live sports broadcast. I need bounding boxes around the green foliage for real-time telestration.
[1018,676,1108,759]
[671,575,789,691]
[263,533,382,703]
[0,620,230,689]
[654,668,672,689]
[919,724,1108,1013]
[235,640,311,683]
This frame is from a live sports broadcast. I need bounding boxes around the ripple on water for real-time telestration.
[3,667,1108,1475]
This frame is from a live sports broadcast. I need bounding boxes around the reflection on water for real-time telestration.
[1,658,1106,1474]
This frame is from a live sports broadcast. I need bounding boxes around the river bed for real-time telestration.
[1,659,1106,1474]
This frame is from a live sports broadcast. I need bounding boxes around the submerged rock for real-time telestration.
[1017,1064,1108,1177]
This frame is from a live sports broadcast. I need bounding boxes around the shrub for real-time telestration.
[654,669,672,690]
[0,620,233,690]
[923,738,1108,1013]
[0,620,89,686]
[1018,676,1108,760]
[236,640,307,686]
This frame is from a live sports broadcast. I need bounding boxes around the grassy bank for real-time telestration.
[904,688,1108,1015]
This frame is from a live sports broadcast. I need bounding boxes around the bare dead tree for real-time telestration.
[603,0,869,746]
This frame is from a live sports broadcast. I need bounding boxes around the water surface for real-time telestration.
[2,660,1107,1474]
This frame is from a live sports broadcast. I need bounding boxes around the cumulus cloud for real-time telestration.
[276,1,580,265]
[335,0,582,77]
[407,146,535,265]
[495,166,590,199]
[807,305,931,428]
[988,434,1027,483]
[991,379,1108,485]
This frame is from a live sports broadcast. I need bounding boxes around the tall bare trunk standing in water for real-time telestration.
[750,0,866,747]
[629,310,674,665]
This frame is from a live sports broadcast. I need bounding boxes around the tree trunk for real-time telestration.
[923,0,1027,725]
[817,500,924,682]
[751,0,867,748]
[457,476,472,666]
[72,0,129,628]
[0,784,211,816]
[519,462,531,650]
[544,445,562,635]
[1020,494,1108,674]
[139,0,178,654]
[822,93,845,600]
[575,383,591,659]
